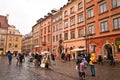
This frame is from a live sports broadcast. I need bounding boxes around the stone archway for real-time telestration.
[102,43,115,60]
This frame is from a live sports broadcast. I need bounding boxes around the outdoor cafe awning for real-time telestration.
[71,48,86,52]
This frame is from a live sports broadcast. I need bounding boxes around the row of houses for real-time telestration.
[0,15,22,55]
[22,0,120,60]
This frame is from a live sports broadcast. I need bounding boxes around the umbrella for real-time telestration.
[71,48,86,52]
[41,51,50,55]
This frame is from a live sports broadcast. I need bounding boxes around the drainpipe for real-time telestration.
[83,0,88,55]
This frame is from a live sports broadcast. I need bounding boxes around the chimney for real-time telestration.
[6,14,9,20]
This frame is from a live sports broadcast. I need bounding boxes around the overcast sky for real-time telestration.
[0,0,68,35]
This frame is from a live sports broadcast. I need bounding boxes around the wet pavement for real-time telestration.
[0,56,120,80]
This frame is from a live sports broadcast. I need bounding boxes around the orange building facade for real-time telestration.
[85,0,120,60]
[32,23,40,53]
[61,0,86,59]
[52,10,63,56]
[38,13,52,52]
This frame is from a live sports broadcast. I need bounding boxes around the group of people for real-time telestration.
[28,52,52,68]
[76,53,96,80]
[7,50,25,65]
[61,52,71,62]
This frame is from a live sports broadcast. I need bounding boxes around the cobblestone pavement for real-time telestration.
[0,56,120,80]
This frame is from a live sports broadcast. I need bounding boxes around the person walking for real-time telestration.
[7,51,12,65]
[109,54,115,65]
[76,55,83,79]
[97,54,103,65]
[89,53,96,77]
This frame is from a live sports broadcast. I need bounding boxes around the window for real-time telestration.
[64,10,68,17]
[56,35,58,41]
[64,33,68,40]
[53,26,55,32]
[56,24,58,31]
[113,17,120,30]
[53,36,55,42]
[9,31,12,34]
[112,0,120,8]
[44,28,46,34]
[48,35,50,42]
[59,34,62,39]
[88,25,94,35]
[78,2,82,9]
[99,2,107,13]
[71,31,75,39]
[70,18,75,26]
[9,36,12,41]
[90,45,96,53]
[100,21,109,32]
[15,44,18,48]
[48,26,50,32]
[0,41,4,46]
[70,7,74,13]
[78,14,83,23]
[88,8,94,18]
[64,21,68,28]
[78,29,84,38]
[9,43,12,47]
[16,37,18,41]
[59,23,62,30]
[41,29,43,35]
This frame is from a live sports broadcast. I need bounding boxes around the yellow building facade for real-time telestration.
[6,25,22,54]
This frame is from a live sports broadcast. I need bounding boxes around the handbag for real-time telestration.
[40,63,45,68]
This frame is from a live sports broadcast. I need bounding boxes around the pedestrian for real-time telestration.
[76,55,83,79]
[89,53,96,77]
[109,54,115,65]
[97,54,103,65]
[68,53,71,62]
[82,58,88,69]
[7,51,12,65]
[16,54,19,66]
[79,61,86,80]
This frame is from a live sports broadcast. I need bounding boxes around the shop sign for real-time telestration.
[115,41,120,46]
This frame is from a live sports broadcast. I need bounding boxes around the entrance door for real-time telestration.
[104,44,113,59]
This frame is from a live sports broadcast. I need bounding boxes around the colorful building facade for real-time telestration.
[6,25,22,54]
[32,23,40,53]
[60,0,86,59]
[22,32,33,54]
[52,9,63,56]
[85,0,120,60]
[38,13,52,52]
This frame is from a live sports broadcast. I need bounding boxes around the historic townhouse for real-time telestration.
[6,25,22,54]
[38,13,52,52]
[0,15,9,55]
[60,0,86,59]
[85,0,120,60]
[52,9,63,57]
[32,22,40,53]
[22,32,32,54]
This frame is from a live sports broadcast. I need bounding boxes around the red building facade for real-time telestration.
[85,0,120,60]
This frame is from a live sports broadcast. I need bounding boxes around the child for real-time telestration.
[16,55,19,66]
[80,61,86,80]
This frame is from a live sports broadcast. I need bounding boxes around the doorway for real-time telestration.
[104,44,113,60]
